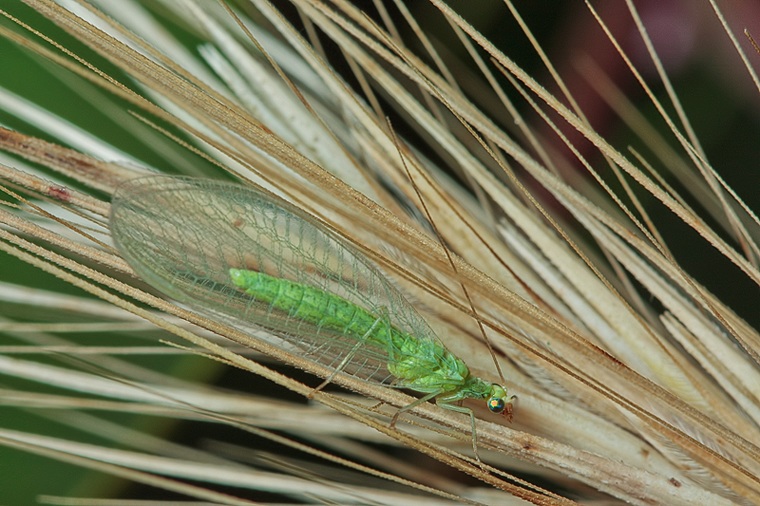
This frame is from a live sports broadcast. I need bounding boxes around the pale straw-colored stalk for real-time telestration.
[0,1,757,505]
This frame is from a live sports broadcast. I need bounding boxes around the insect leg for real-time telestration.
[307,312,387,398]
[436,395,480,460]
[390,389,486,461]
[390,389,443,428]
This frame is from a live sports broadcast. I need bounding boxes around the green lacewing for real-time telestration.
[110,176,513,447]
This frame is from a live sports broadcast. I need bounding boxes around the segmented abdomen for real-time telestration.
[229,268,458,385]
[231,269,396,348]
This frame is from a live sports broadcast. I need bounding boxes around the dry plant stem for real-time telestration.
[3,2,407,247]
[597,0,759,271]
[0,219,548,501]
[5,0,529,294]
[363,0,760,287]
[0,164,740,506]
[2,424,459,505]
[387,47,760,502]
[0,18,748,502]
[0,1,757,504]
[0,240,476,502]
[0,185,728,504]
[0,431,260,506]
[181,408,477,504]
[4,114,748,502]
[412,0,758,481]
[0,127,126,193]
[278,2,751,502]
[291,0,759,425]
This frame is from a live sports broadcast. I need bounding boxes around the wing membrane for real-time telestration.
[110,176,443,386]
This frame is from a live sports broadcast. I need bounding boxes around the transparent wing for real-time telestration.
[110,176,445,385]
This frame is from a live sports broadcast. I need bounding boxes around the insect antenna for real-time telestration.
[386,120,508,387]
[385,120,513,462]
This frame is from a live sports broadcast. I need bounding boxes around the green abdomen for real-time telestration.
[229,268,462,388]
[230,268,393,346]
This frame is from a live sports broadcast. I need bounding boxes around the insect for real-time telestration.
[110,175,513,453]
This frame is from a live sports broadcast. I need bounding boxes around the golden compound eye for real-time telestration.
[488,396,506,413]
